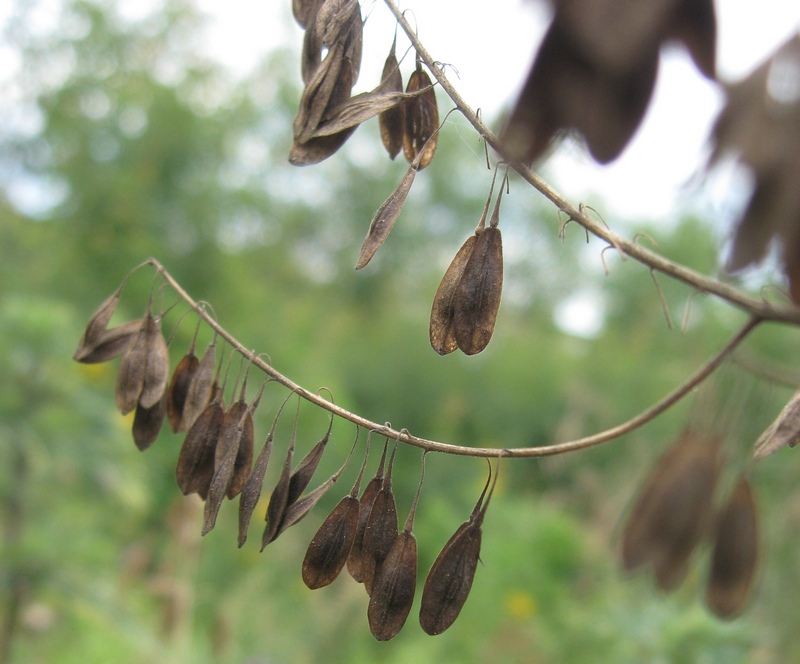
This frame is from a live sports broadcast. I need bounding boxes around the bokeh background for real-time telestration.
[2,1,800,662]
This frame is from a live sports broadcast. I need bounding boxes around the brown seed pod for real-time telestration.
[166,320,202,433]
[132,391,167,452]
[706,476,759,620]
[361,442,399,595]
[378,36,405,160]
[347,439,389,583]
[262,399,301,549]
[138,312,170,410]
[753,387,800,459]
[238,389,294,547]
[73,286,123,361]
[367,451,427,641]
[403,59,438,170]
[420,460,496,636]
[115,318,149,415]
[175,397,224,498]
[74,319,142,364]
[621,431,722,591]
[181,336,218,431]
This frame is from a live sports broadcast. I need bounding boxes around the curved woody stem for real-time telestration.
[150,258,761,459]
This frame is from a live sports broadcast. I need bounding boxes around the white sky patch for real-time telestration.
[553,290,606,339]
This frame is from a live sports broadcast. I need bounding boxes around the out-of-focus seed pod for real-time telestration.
[378,37,404,160]
[402,59,438,170]
[706,476,759,620]
[74,319,141,365]
[73,286,123,361]
[182,336,217,431]
[132,392,167,451]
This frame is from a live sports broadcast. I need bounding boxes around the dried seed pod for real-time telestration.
[420,460,496,635]
[132,392,167,452]
[430,171,499,355]
[238,389,294,547]
[753,387,800,459]
[706,476,759,619]
[302,429,370,589]
[621,432,722,591]
[73,286,123,361]
[347,439,389,583]
[138,311,170,410]
[403,59,438,170]
[367,452,427,641]
[175,397,224,498]
[361,442,399,595]
[166,320,202,432]
[74,319,142,364]
[285,410,334,507]
[378,36,405,159]
[182,336,218,431]
[452,184,505,355]
[293,0,320,28]
[262,400,301,549]
[115,318,149,415]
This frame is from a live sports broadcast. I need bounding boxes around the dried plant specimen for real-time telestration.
[74,319,141,365]
[73,286,123,361]
[115,303,169,415]
[302,430,371,589]
[347,439,389,583]
[176,395,225,498]
[621,431,722,591]
[367,452,427,641]
[166,321,201,432]
[132,392,167,451]
[430,236,479,355]
[706,476,759,619]
[378,36,405,159]
[181,335,218,431]
[361,442,399,595]
[753,387,800,459]
[420,460,497,635]
[402,59,438,170]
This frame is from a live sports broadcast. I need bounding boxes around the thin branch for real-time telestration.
[382,0,800,327]
[149,258,760,458]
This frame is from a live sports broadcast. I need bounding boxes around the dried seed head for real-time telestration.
[367,530,417,641]
[420,458,498,635]
[403,61,439,170]
[167,351,199,433]
[115,315,149,415]
[302,495,360,589]
[378,38,405,160]
[621,432,722,591]
[74,319,142,365]
[73,287,123,361]
[132,392,167,452]
[175,397,224,498]
[182,337,218,431]
[138,311,170,410]
[706,476,759,619]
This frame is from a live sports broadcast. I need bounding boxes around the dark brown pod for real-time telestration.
[452,226,503,355]
[347,440,389,582]
[361,444,399,595]
[378,38,405,159]
[302,495,360,589]
[73,287,122,361]
[367,530,417,641]
[621,432,722,591]
[74,319,142,364]
[181,337,217,431]
[115,318,148,415]
[139,312,170,410]
[420,459,496,635]
[175,398,224,497]
[706,476,759,619]
[132,391,167,451]
[430,236,478,355]
[166,351,199,433]
[402,62,438,170]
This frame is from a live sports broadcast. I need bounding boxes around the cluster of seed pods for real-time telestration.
[73,277,502,639]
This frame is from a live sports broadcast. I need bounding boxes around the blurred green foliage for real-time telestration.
[1,1,799,662]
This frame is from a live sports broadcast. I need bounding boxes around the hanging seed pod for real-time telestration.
[621,431,722,592]
[182,335,218,431]
[115,318,149,415]
[706,476,759,620]
[175,396,225,498]
[367,452,427,641]
[132,392,167,452]
[420,459,497,636]
[452,176,506,356]
[293,0,320,28]
[238,388,293,547]
[429,171,499,355]
[262,399,302,549]
[302,429,370,589]
[403,57,438,170]
[285,408,335,507]
[378,35,405,159]
[73,286,124,361]
[347,438,389,583]
[361,442,399,595]
[753,387,800,459]
[166,320,202,433]
[74,319,142,364]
